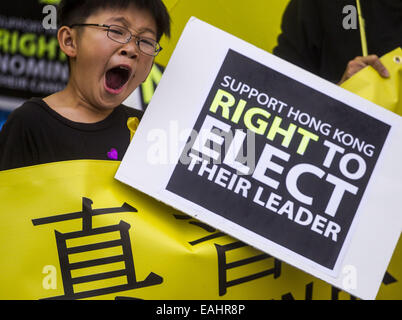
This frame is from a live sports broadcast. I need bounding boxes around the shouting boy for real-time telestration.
[0,0,171,171]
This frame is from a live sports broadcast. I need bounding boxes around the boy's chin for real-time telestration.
[102,81,137,106]
[101,86,128,104]
[101,95,127,107]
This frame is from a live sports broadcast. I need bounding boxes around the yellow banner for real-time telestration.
[156,0,290,67]
[0,159,400,300]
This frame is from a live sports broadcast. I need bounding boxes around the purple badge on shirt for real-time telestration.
[107,148,118,160]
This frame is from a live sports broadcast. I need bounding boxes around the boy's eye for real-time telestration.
[140,38,155,47]
[109,28,124,36]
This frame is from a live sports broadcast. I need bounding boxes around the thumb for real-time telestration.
[366,55,390,78]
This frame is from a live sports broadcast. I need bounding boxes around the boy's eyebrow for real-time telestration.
[107,16,157,36]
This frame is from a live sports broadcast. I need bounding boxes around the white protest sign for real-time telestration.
[116,17,402,300]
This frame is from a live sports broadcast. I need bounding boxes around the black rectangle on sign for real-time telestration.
[166,49,390,270]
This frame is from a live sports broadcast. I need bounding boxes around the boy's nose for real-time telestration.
[119,41,139,59]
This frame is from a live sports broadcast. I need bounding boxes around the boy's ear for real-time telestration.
[58,26,77,58]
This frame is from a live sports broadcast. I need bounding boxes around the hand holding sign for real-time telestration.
[339,55,390,85]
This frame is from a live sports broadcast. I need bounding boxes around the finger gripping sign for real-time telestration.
[116,18,402,300]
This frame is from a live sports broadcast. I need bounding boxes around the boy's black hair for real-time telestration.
[57,0,171,41]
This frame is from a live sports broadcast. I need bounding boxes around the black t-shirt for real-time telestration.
[0,98,143,171]
[273,0,402,83]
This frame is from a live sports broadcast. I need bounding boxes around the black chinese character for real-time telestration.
[32,197,163,300]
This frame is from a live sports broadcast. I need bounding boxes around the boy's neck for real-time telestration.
[43,84,115,124]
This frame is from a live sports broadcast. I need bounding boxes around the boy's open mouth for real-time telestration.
[105,65,132,93]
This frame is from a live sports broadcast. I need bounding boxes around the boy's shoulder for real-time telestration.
[9,99,145,125]
[8,98,47,122]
